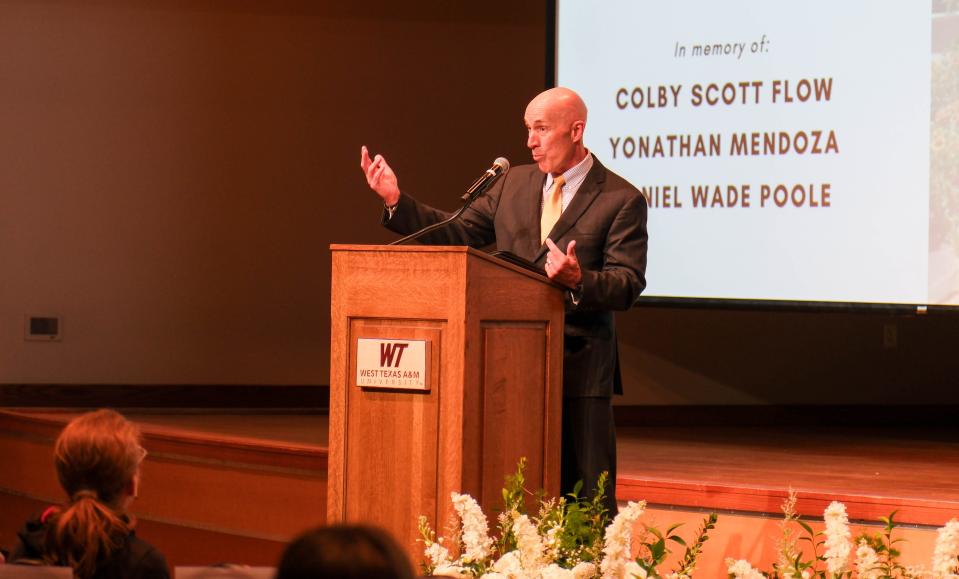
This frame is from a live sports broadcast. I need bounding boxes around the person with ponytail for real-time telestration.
[8,409,169,579]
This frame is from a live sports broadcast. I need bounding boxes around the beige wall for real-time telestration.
[1,1,956,403]
[0,1,544,385]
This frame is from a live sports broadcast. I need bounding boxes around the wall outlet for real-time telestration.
[25,315,62,341]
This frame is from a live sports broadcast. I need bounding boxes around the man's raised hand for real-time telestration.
[360,146,401,206]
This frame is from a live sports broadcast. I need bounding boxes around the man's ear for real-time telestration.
[570,120,586,143]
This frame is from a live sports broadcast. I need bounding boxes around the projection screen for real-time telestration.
[555,0,959,307]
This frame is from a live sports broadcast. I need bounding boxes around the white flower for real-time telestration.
[492,550,523,576]
[823,501,851,576]
[542,523,563,563]
[570,562,598,579]
[622,561,647,578]
[600,500,647,579]
[480,573,510,579]
[726,558,765,579]
[426,540,453,570]
[855,539,881,579]
[513,514,547,571]
[933,518,959,577]
[540,564,576,579]
[452,492,494,564]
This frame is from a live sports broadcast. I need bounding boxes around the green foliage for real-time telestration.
[502,457,528,514]
[766,508,822,579]
[496,457,530,556]
[417,515,439,575]
[550,472,611,566]
[418,459,728,577]
[492,458,611,568]
[763,501,917,579]
[636,521,685,577]
[855,510,910,579]
[675,512,718,577]
[635,513,717,579]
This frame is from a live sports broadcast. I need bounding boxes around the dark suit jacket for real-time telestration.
[385,155,648,397]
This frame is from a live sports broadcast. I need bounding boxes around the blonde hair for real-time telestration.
[45,409,146,579]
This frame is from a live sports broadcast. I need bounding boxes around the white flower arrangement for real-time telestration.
[823,501,851,577]
[932,519,959,578]
[732,501,959,579]
[726,558,767,579]
[599,501,647,579]
[417,461,713,579]
[854,539,881,579]
[452,492,495,565]
[420,493,646,578]
[417,462,959,578]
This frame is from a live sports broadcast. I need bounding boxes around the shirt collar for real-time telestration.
[545,151,592,192]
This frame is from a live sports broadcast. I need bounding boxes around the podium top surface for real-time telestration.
[329,244,556,287]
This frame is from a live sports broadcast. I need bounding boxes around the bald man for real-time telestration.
[361,87,648,515]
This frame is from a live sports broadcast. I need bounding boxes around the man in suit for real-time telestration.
[360,87,648,515]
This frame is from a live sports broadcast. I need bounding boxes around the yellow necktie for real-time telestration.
[540,175,565,244]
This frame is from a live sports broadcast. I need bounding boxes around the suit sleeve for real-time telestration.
[576,190,648,312]
[381,181,501,247]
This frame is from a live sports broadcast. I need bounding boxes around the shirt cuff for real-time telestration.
[385,202,398,220]
[569,282,584,306]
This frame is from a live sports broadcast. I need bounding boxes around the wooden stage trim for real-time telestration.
[4,410,958,532]
[618,480,959,528]
[0,409,327,472]
[616,425,959,527]
[0,409,328,548]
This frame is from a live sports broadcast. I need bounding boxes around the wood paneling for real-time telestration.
[480,322,549,511]
[342,321,443,546]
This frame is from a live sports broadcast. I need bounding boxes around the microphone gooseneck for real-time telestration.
[461,157,510,202]
[390,158,510,246]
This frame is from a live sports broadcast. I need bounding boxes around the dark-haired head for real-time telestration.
[276,525,415,579]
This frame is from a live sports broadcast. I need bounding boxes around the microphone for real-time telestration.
[461,157,510,201]
[389,157,510,246]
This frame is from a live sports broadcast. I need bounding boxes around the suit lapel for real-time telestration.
[533,156,607,262]
[522,170,548,259]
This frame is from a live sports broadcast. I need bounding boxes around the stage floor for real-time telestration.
[10,410,959,525]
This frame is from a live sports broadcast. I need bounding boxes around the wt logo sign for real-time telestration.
[380,342,409,367]
[356,338,429,391]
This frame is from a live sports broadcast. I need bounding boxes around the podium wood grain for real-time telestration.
[328,245,564,561]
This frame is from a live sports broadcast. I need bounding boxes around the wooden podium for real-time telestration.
[327,244,565,559]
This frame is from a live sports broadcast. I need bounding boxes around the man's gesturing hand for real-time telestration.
[544,238,582,289]
[360,146,401,207]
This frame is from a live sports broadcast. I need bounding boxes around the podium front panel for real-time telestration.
[479,321,550,513]
[341,318,444,545]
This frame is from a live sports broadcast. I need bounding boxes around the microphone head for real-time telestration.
[493,157,510,174]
